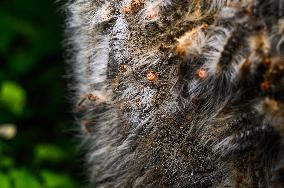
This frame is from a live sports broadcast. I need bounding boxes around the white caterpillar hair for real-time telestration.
[66,0,284,187]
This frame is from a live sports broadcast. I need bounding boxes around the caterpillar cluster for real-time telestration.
[66,0,284,187]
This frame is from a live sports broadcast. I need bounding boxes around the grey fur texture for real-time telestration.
[66,0,284,187]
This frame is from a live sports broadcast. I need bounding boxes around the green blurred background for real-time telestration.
[0,0,85,187]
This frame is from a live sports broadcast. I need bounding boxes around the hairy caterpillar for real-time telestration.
[66,0,284,187]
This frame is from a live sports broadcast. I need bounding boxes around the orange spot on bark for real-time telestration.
[119,63,128,72]
[146,71,157,81]
[261,81,270,92]
[197,68,208,79]
[122,0,143,14]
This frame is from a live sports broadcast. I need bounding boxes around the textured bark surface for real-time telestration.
[66,0,284,187]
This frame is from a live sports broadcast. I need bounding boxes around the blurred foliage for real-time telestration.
[0,81,26,115]
[0,0,84,187]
